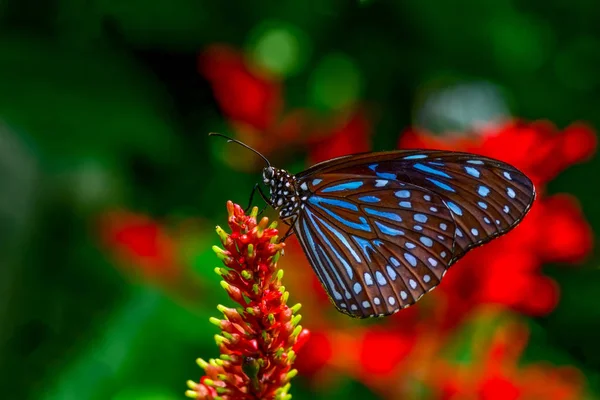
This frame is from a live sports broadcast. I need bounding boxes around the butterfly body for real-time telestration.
[262,167,304,219]
[258,149,535,319]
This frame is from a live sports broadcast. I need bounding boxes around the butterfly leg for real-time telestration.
[278,217,296,243]
[244,183,259,213]
[245,183,270,213]
[256,204,269,216]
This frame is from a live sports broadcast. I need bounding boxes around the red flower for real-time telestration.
[325,310,586,400]
[429,314,585,400]
[398,119,595,321]
[535,194,593,263]
[359,328,417,377]
[200,44,282,132]
[278,119,594,397]
[306,110,372,164]
[98,210,178,281]
[293,330,333,377]
[200,44,371,170]
[400,120,596,188]
[187,202,308,400]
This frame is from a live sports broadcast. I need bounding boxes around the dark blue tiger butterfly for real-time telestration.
[210,133,535,319]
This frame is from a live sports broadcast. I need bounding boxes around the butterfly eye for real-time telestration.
[263,167,275,182]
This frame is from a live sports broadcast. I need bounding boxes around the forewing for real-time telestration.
[298,150,535,261]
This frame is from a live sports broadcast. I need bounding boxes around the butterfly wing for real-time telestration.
[293,150,535,318]
[294,175,457,317]
[297,150,535,261]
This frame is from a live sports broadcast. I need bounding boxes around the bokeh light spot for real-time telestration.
[414,79,510,134]
[310,53,362,111]
[248,21,309,77]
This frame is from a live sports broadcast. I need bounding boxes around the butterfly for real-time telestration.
[210,133,536,318]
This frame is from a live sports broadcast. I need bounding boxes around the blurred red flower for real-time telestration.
[286,118,595,397]
[359,328,417,377]
[306,110,372,165]
[428,315,584,400]
[400,120,596,189]
[290,119,595,330]
[292,330,333,378]
[98,210,179,281]
[200,44,282,132]
[199,44,371,168]
[398,120,595,324]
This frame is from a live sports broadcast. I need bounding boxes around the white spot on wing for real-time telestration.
[376,271,387,286]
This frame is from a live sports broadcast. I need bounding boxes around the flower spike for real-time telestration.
[188,201,309,399]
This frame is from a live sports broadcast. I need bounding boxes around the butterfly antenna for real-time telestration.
[208,132,271,168]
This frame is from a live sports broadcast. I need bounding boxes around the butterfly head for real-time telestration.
[207,133,303,220]
[262,166,299,219]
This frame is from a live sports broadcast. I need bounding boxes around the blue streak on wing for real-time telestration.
[308,196,371,232]
[374,221,405,236]
[425,178,456,192]
[306,209,357,278]
[364,207,403,222]
[322,181,364,193]
[352,236,375,262]
[312,210,362,263]
[299,219,342,300]
[413,163,452,178]
[358,195,380,203]
[309,196,358,211]
[317,246,351,300]
[403,154,427,160]
[376,172,396,179]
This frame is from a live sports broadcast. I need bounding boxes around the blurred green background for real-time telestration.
[2,0,600,399]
